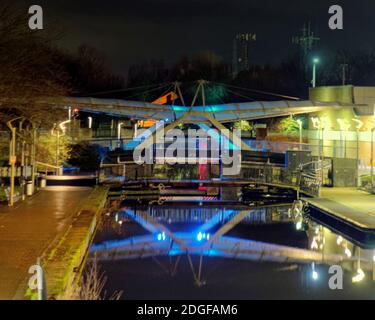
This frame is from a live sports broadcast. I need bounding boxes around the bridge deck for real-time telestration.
[303,188,375,230]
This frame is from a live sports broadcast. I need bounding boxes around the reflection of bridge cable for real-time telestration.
[212,81,301,101]
[143,242,172,275]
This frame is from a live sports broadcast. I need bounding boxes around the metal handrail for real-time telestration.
[36,161,61,169]
[36,161,62,175]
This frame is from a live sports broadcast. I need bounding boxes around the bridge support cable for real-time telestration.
[212,81,301,101]
[173,81,186,107]
[82,82,173,99]
[190,80,208,110]
[170,254,181,277]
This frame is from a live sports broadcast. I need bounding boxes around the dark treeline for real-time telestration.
[62,45,125,96]
[317,49,375,87]
[123,49,375,103]
[0,3,125,126]
[3,2,375,119]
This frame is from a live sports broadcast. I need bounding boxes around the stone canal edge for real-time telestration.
[23,186,109,300]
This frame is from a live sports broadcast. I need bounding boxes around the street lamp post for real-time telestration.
[320,125,325,185]
[8,125,17,206]
[31,127,37,194]
[297,119,303,150]
[355,126,360,186]
[337,119,350,158]
[117,122,124,149]
[311,117,323,189]
[371,127,375,192]
[6,117,24,206]
[117,122,123,140]
[88,116,93,129]
[352,119,363,187]
[312,58,320,88]
[51,120,70,175]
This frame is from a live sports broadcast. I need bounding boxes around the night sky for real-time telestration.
[15,0,375,73]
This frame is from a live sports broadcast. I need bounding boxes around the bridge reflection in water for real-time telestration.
[91,205,375,287]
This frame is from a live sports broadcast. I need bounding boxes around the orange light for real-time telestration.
[152,92,178,105]
[138,119,156,128]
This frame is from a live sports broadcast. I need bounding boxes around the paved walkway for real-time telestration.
[305,188,375,229]
[0,187,92,300]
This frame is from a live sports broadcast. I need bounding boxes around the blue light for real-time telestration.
[157,232,167,241]
[197,232,210,242]
[197,232,203,242]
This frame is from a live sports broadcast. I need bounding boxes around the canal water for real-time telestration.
[91,204,375,300]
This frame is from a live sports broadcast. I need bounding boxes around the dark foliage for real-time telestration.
[69,142,106,171]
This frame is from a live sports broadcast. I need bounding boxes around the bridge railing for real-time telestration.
[101,155,322,196]
[36,161,63,176]
[299,172,321,197]
[237,163,321,197]
[238,165,295,185]
[151,162,321,197]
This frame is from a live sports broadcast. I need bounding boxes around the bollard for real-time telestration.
[40,178,46,188]
[36,257,47,300]
[26,180,34,196]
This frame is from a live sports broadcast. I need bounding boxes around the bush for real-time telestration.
[69,142,106,171]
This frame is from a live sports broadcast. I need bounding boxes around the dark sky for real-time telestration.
[16,0,375,73]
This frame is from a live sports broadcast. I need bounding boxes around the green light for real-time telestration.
[172,106,187,112]
[313,58,320,64]
[204,106,221,112]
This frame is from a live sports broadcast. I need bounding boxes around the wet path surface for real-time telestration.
[305,188,375,229]
[0,187,92,299]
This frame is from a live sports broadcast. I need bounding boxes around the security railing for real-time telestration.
[36,161,63,176]
[238,162,321,197]
[0,166,33,178]
[108,160,322,197]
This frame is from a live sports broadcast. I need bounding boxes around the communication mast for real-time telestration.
[292,22,320,64]
[232,33,257,78]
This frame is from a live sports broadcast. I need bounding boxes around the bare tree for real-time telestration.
[0,3,68,127]
[68,45,125,95]
[73,256,123,300]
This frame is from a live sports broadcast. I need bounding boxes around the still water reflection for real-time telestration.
[91,204,375,300]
